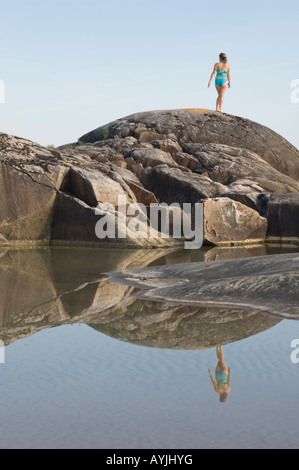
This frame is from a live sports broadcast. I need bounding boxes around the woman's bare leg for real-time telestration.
[215,85,221,111]
[216,346,228,372]
[218,82,228,112]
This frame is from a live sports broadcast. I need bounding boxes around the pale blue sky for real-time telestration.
[1,0,298,148]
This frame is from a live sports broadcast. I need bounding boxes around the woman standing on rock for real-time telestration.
[208,53,231,112]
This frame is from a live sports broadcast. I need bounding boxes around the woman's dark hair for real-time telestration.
[219,53,228,63]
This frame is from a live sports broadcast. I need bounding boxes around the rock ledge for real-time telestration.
[0,108,298,247]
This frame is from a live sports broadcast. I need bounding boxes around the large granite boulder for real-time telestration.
[77,108,299,245]
[0,133,181,248]
[203,197,268,245]
[0,108,298,247]
[79,108,299,180]
[182,142,299,193]
[142,166,228,205]
[0,137,68,244]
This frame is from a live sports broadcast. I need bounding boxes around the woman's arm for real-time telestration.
[208,369,217,389]
[208,63,217,88]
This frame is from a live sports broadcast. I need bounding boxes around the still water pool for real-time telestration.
[0,244,298,449]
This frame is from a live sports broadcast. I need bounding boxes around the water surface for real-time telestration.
[0,244,298,449]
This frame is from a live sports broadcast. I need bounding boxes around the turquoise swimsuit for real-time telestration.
[216,370,229,386]
[215,69,228,87]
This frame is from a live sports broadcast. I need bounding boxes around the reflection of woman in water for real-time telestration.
[208,346,231,402]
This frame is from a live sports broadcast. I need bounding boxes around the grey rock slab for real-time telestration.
[79,109,299,180]
[108,253,299,320]
[203,197,268,244]
[142,166,228,205]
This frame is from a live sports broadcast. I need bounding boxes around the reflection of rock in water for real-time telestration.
[109,253,299,321]
[0,246,176,346]
[0,246,293,350]
[88,300,280,350]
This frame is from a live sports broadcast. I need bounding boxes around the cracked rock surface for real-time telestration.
[1,108,299,246]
